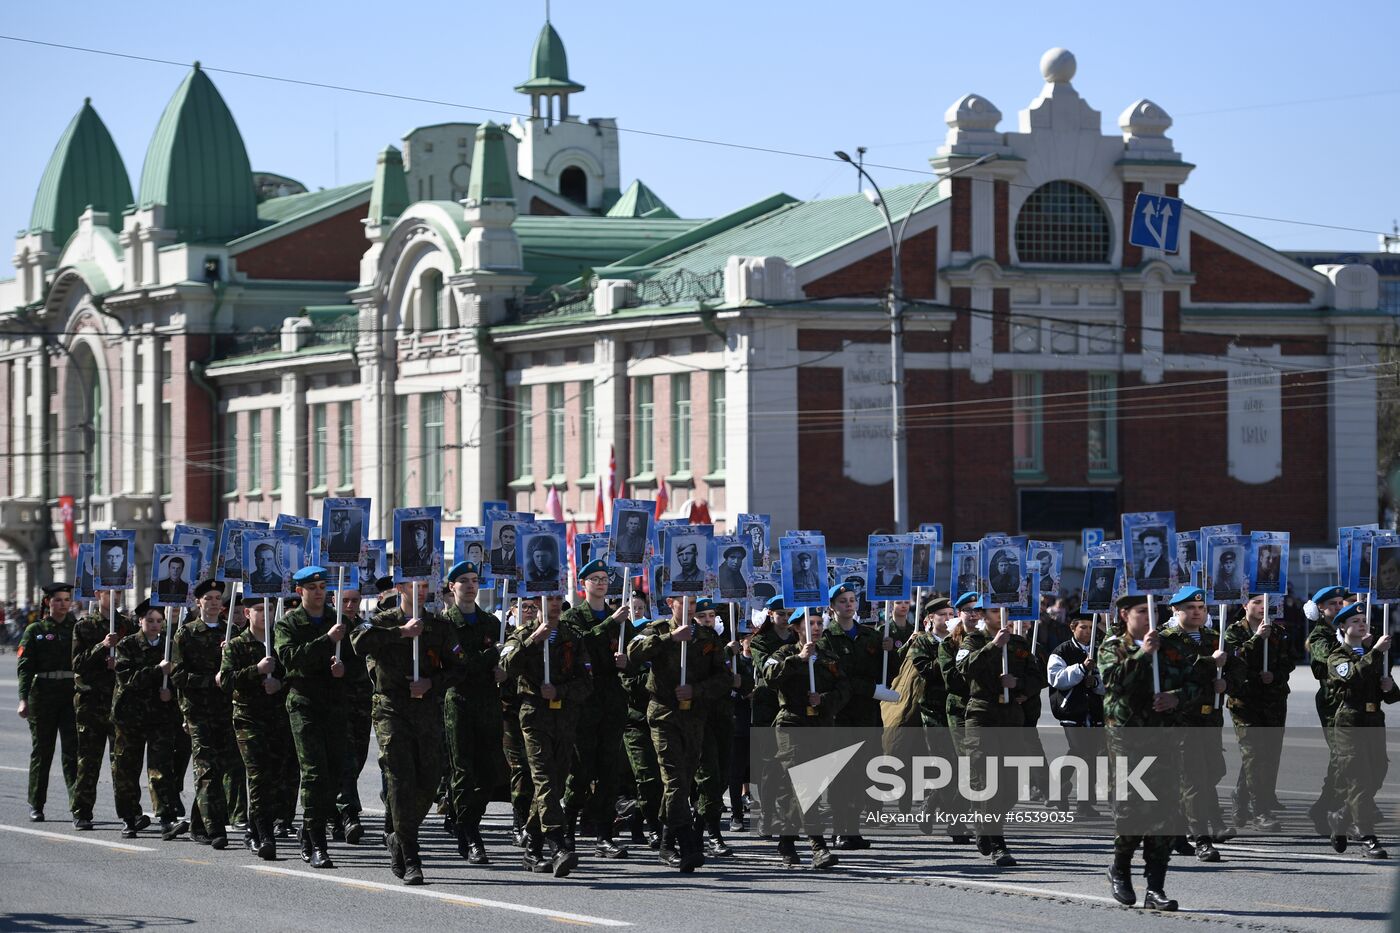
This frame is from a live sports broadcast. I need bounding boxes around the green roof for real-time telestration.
[367,146,408,225]
[255,181,371,224]
[515,22,584,94]
[138,63,258,243]
[468,124,514,202]
[606,180,677,219]
[29,99,133,246]
[630,182,947,280]
[514,215,701,291]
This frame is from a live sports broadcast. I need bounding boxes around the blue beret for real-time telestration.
[765,595,786,611]
[293,566,328,586]
[1169,586,1205,606]
[579,559,610,580]
[1312,585,1346,604]
[447,561,478,583]
[828,582,856,602]
[954,591,980,609]
[695,597,715,612]
[1334,602,1366,626]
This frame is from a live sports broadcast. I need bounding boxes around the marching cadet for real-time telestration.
[71,587,133,829]
[562,559,632,860]
[1225,593,1292,832]
[275,566,349,869]
[352,574,464,885]
[333,584,372,847]
[766,607,847,869]
[1047,611,1106,817]
[728,612,756,833]
[905,597,954,827]
[16,582,80,823]
[441,561,506,864]
[111,601,182,838]
[1163,586,1243,861]
[748,594,797,839]
[220,595,293,859]
[1011,616,1051,802]
[827,582,892,849]
[502,593,592,877]
[172,579,244,849]
[1324,601,1397,858]
[500,587,536,847]
[692,596,737,857]
[1305,585,1349,835]
[620,590,663,847]
[885,599,918,664]
[956,596,1036,867]
[937,592,981,845]
[626,592,731,871]
[1100,593,1199,911]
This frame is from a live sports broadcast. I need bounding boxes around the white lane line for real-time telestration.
[1217,842,1400,865]
[246,866,632,927]
[0,823,155,852]
[0,765,28,772]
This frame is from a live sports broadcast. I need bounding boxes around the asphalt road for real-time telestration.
[0,653,1396,932]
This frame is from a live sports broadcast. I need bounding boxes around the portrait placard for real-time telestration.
[1248,531,1289,597]
[1082,560,1120,613]
[909,533,938,589]
[520,522,567,596]
[1027,540,1063,597]
[737,514,771,570]
[1121,511,1177,596]
[321,498,370,567]
[1369,533,1400,604]
[779,536,827,609]
[1205,533,1249,605]
[453,526,486,566]
[979,535,1027,606]
[663,525,714,598]
[150,544,201,607]
[360,540,388,589]
[484,509,533,581]
[394,507,443,582]
[1348,527,1379,595]
[951,542,980,597]
[866,535,913,602]
[243,529,295,598]
[74,543,96,601]
[610,500,654,568]
[216,520,268,583]
[714,534,753,603]
[94,530,137,592]
[173,525,218,585]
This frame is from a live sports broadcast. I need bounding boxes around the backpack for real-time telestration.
[881,646,926,730]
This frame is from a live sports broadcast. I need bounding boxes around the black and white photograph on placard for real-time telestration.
[151,544,200,606]
[1082,561,1119,612]
[952,542,979,596]
[1121,511,1177,595]
[321,498,370,566]
[521,523,566,596]
[216,519,267,583]
[453,526,485,566]
[714,535,752,602]
[610,500,653,567]
[780,537,827,609]
[243,530,293,597]
[395,507,443,582]
[1370,535,1400,603]
[1028,540,1063,596]
[486,510,531,579]
[173,524,218,584]
[737,513,770,570]
[1206,534,1248,605]
[95,530,136,591]
[664,526,712,596]
[75,544,96,601]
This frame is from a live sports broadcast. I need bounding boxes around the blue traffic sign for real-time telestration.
[1128,192,1183,253]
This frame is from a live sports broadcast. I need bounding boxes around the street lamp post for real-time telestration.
[833,151,997,532]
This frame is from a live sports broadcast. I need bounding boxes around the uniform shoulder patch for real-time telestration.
[955,647,970,663]
[1335,661,1351,678]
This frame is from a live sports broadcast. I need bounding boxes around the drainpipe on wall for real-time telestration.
[191,280,227,523]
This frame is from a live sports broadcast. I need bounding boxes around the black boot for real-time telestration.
[990,836,1017,867]
[628,808,646,845]
[1108,852,1136,906]
[563,810,578,855]
[309,822,335,869]
[387,832,406,879]
[1363,835,1389,859]
[522,832,550,873]
[657,827,683,868]
[1143,864,1177,911]
[458,825,489,864]
[1328,809,1350,853]
[160,817,189,841]
[777,835,800,867]
[299,826,314,863]
[1193,836,1220,862]
[704,815,732,857]
[512,804,529,849]
[595,833,628,859]
[676,823,705,873]
[1171,835,1193,857]
[343,815,364,846]
[256,818,277,861]
[121,817,141,839]
[548,830,578,877]
[809,835,838,871]
[402,838,424,886]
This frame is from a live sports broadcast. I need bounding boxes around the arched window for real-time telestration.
[1014,181,1111,264]
[418,269,442,331]
[559,166,587,206]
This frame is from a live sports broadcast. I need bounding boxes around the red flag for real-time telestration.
[604,444,618,523]
[545,485,564,523]
[59,496,77,558]
[688,499,712,525]
[565,520,578,592]
[592,478,606,533]
[655,480,669,518]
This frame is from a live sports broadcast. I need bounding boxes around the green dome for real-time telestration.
[29,99,133,247]
[515,22,584,94]
[138,63,258,242]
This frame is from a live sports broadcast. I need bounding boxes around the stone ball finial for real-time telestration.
[1119,98,1173,136]
[1040,48,1076,83]
[944,93,1003,131]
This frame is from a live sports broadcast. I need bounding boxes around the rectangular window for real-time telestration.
[547,383,565,479]
[633,377,654,475]
[423,394,444,507]
[579,381,595,477]
[270,408,281,492]
[1012,371,1043,474]
[311,404,327,489]
[159,400,172,496]
[708,370,726,475]
[338,401,353,488]
[1087,372,1118,475]
[223,414,238,495]
[134,361,144,491]
[515,387,533,479]
[396,395,410,502]
[248,411,262,490]
[670,374,691,475]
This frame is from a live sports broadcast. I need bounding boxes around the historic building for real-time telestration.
[0,37,1384,602]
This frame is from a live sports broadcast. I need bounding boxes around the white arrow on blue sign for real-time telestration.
[1128,192,1183,253]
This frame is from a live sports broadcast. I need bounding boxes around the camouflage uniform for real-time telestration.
[172,619,245,837]
[768,637,851,837]
[351,606,463,866]
[1308,620,1345,824]
[1224,617,1291,821]
[1165,622,1245,840]
[275,605,349,827]
[620,659,661,837]
[220,628,294,845]
[693,637,739,838]
[111,631,182,822]
[16,612,78,816]
[561,604,630,848]
[748,621,797,834]
[335,611,373,829]
[1325,640,1400,837]
[500,643,535,835]
[71,608,132,822]
[442,603,505,842]
[1099,627,1198,894]
[502,620,592,844]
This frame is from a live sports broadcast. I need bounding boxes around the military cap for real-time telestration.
[133,599,163,619]
[1115,593,1149,610]
[1312,585,1346,604]
[1334,602,1366,626]
[294,566,328,586]
[1169,586,1206,606]
[447,561,479,584]
[193,579,226,598]
[694,597,716,612]
[42,581,73,596]
[579,559,610,581]
[375,575,396,595]
[765,595,786,611]
[238,593,268,608]
[953,591,980,610]
[921,596,951,617]
[828,582,857,602]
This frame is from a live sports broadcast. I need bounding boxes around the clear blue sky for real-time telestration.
[3,0,1397,278]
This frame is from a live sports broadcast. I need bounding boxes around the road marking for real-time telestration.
[0,765,28,772]
[1217,842,1399,865]
[0,824,154,852]
[246,866,632,926]
[180,858,213,865]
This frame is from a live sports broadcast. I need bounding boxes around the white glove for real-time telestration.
[874,685,901,703]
